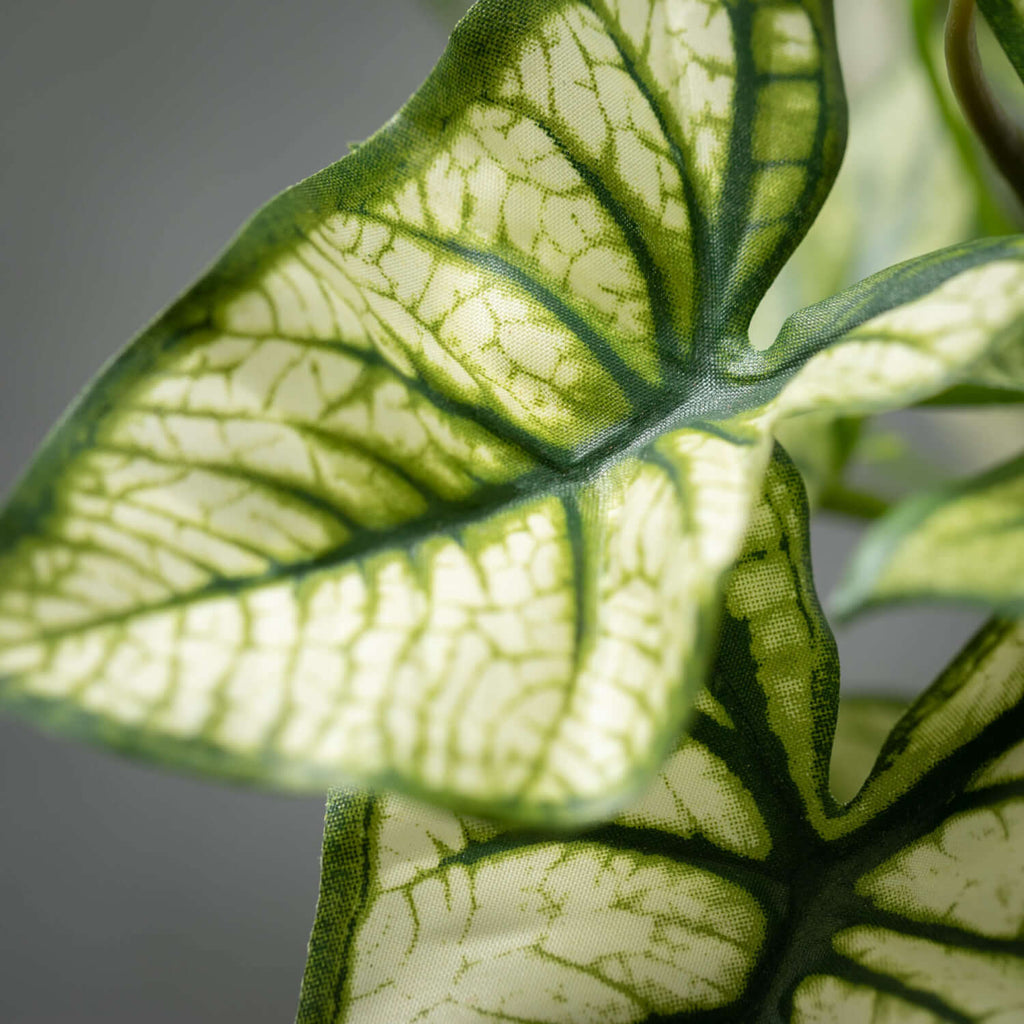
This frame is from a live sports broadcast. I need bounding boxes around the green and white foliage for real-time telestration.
[298,456,1024,1024]
[754,0,981,338]
[835,452,1024,618]
[1,0,1024,825]
[757,0,988,503]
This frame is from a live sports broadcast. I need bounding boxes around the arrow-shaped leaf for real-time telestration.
[1,0,1023,824]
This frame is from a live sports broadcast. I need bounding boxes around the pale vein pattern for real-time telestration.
[0,0,834,815]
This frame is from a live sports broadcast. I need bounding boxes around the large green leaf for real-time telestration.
[1,0,1024,824]
[834,451,1024,618]
[298,455,1024,1023]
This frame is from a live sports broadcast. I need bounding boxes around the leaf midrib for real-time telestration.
[0,0,850,655]
[0,368,777,654]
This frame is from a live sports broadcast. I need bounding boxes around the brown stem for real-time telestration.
[946,0,1024,205]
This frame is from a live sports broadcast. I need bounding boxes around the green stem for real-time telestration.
[946,0,1024,206]
[912,0,1012,234]
[819,485,891,522]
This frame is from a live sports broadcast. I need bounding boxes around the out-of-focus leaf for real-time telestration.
[835,451,1024,617]
[980,0,1024,84]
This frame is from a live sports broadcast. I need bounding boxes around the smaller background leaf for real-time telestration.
[833,451,1024,618]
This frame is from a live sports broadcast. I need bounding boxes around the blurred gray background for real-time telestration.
[0,2,1016,1022]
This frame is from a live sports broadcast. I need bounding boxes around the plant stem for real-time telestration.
[946,0,1024,206]
[912,0,1012,234]
[819,485,891,521]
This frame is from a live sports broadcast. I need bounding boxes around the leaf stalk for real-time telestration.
[819,485,891,521]
[946,0,1024,206]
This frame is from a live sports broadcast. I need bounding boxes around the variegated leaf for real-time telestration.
[298,453,1024,1022]
[1,0,1022,824]
[834,452,1024,618]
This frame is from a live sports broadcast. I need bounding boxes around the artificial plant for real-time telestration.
[0,0,1021,1020]
[298,453,1024,1022]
